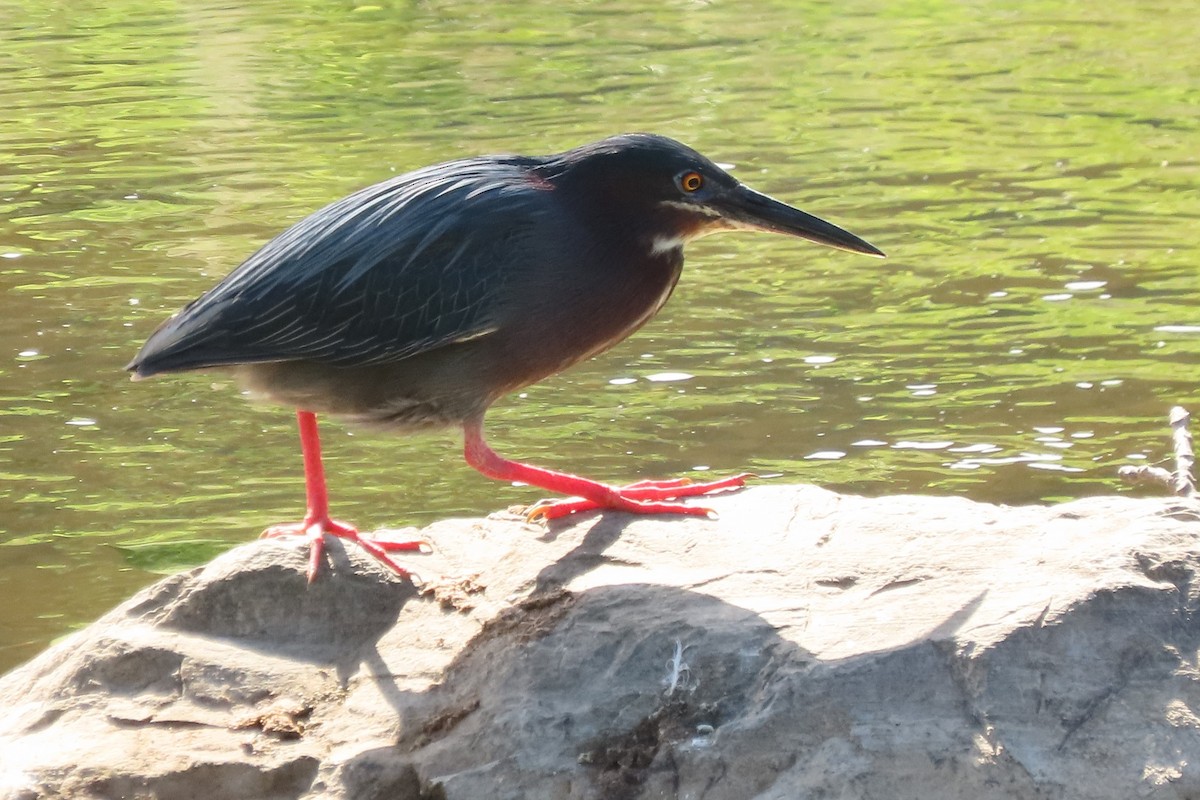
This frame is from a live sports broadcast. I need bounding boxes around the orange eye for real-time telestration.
[679,171,704,192]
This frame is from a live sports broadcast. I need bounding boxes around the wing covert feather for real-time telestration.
[132,157,548,374]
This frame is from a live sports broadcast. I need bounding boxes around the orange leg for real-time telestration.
[261,410,426,582]
[462,416,749,521]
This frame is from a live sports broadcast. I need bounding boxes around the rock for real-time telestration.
[1,485,1199,799]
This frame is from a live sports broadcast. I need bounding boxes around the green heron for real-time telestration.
[127,134,883,581]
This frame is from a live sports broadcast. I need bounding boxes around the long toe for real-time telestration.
[261,521,308,539]
[622,477,694,489]
[342,530,414,580]
[617,472,753,500]
[259,517,417,581]
[365,530,433,553]
[526,495,715,522]
[261,517,359,540]
[259,520,336,582]
[524,472,751,521]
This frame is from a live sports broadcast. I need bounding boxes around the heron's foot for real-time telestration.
[261,517,427,583]
[525,472,753,522]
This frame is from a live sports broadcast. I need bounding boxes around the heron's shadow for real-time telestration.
[532,512,633,592]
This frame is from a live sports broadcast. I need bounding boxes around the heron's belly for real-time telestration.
[234,357,491,431]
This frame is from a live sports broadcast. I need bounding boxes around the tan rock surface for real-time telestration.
[1,485,1198,799]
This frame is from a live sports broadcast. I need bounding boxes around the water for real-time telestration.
[1,0,1197,672]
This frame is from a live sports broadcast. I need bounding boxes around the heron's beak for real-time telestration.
[714,184,885,258]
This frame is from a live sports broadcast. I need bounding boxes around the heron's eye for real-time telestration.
[678,171,704,193]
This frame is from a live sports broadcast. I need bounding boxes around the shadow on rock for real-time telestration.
[136,538,418,671]
[385,583,814,800]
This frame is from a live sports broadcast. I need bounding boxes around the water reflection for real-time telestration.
[1,0,1198,671]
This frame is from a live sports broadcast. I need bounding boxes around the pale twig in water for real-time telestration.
[1118,406,1196,497]
[1168,406,1196,497]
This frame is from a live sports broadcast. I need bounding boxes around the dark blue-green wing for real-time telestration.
[129,157,548,377]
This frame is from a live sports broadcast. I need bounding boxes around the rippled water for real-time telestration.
[2,0,1197,671]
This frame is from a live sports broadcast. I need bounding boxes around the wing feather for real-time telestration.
[129,157,548,376]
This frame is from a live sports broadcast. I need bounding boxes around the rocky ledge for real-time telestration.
[1,485,1199,799]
